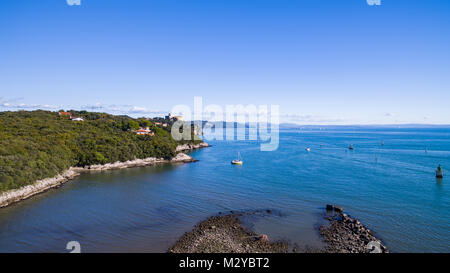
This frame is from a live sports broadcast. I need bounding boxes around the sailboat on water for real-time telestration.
[231,152,243,165]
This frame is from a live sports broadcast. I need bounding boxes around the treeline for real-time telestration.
[0,110,201,192]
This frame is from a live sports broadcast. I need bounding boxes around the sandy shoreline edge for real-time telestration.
[0,142,210,208]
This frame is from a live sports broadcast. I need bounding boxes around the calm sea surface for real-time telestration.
[0,128,449,252]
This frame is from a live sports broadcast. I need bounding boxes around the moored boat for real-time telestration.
[231,152,243,165]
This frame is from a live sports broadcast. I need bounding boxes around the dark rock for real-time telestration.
[168,212,288,253]
[334,206,343,213]
[258,234,269,242]
[326,204,333,211]
[319,205,389,253]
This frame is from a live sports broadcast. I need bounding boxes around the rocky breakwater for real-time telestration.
[320,205,389,253]
[176,142,210,152]
[169,212,289,253]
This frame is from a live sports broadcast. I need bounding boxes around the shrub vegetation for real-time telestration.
[0,110,201,192]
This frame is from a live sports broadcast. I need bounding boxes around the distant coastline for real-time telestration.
[0,143,210,208]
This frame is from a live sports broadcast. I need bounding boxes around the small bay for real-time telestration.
[0,128,449,253]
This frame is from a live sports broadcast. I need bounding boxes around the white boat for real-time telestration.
[231,152,243,165]
[305,147,311,152]
[349,144,354,150]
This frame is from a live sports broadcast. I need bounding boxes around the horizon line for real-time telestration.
[2,109,450,127]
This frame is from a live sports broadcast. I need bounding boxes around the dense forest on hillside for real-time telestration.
[0,110,202,192]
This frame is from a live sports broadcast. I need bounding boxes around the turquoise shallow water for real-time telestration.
[0,128,449,252]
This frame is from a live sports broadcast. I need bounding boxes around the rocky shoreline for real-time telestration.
[169,212,289,253]
[176,142,210,152]
[319,205,389,253]
[84,152,196,172]
[0,168,81,208]
[0,144,208,208]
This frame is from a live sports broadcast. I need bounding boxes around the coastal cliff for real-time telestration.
[0,143,207,208]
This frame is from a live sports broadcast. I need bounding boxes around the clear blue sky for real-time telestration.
[1,0,449,124]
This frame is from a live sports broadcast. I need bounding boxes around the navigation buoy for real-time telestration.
[436,165,443,178]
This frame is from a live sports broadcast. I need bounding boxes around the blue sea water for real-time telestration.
[0,128,449,253]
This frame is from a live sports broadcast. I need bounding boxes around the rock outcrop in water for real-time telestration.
[320,206,389,253]
[169,212,289,253]
[171,152,198,163]
[0,144,207,208]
